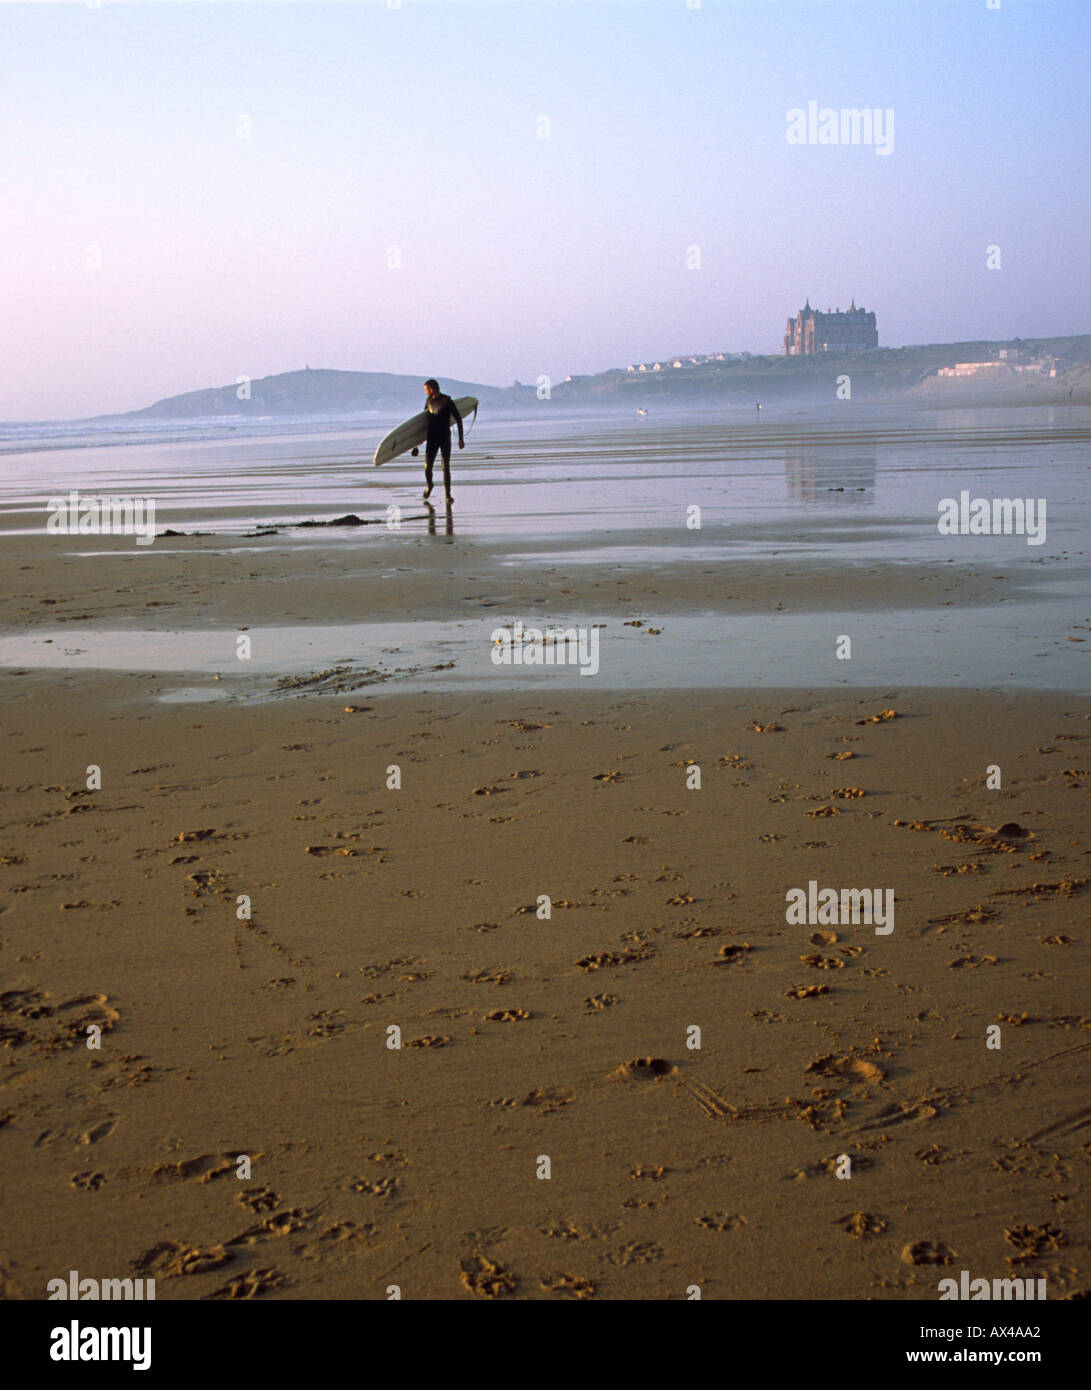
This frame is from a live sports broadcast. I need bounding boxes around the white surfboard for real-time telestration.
[372,396,478,466]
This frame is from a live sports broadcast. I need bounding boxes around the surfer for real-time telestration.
[422,379,464,505]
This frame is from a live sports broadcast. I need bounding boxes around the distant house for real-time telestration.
[936,361,1009,378]
[937,355,1058,379]
[784,299,878,354]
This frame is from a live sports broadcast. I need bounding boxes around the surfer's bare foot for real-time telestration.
[445,494,454,507]
[422,487,432,500]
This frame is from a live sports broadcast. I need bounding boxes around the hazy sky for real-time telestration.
[2,0,1088,420]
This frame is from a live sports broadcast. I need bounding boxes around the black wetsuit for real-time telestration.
[424,394,463,497]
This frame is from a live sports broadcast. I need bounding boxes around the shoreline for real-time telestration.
[2,524,1085,698]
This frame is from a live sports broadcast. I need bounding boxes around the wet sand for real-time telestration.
[1,410,1088,1300]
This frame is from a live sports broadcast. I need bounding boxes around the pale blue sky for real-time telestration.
[1,0,1087,419]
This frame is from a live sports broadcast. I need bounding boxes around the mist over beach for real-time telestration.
[1,0,1088,1351]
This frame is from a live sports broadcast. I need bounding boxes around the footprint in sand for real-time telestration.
[207,1267,287,1300]
[352,1175,399,1200]
[630,1165,669,1182]
[605,1242,663,1266]
[70,1171,107,1190]
[78,1119,117,1145]
[695,1212,747,1232]
[1,990,119,1053]
[856,709,899,725]
[837,1212,888,1238]
[927,905,999,929]
[366,1150,408,1166]
[231,1208,312,1242]
[520,1087,571,1113]
[465,969,513,985]
[135,1241,232,1277]
[459,1254,517,1298]
[294,1221,377,1261]
[0,987,51,1020]
[539,1216,617,1243]
[902,1240,956,1266]
[576,945,655,970]
[1005,1223,1066,1258]
[186,868,231,899]
[789,1154,875,1180]
[800,953,845,970]
[237,1187,280,1213]
[614,1057,674,1080]
[805,1054,885,1085]
[152,1152,250,1184]
[539,1271,595,1298]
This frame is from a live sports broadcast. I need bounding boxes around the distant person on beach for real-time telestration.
[422,379,464,506]
[756,402,762,417]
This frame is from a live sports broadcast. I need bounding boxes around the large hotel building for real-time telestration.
[784,299,878,355]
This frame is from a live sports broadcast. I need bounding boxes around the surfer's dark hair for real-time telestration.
[424,378,439,390]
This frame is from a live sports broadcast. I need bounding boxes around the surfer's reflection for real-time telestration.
[784,448,876,503]
[424,501,455,539]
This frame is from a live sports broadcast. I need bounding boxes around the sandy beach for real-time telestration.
[1,410,1088,1301]
[0,678,1087,1301]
